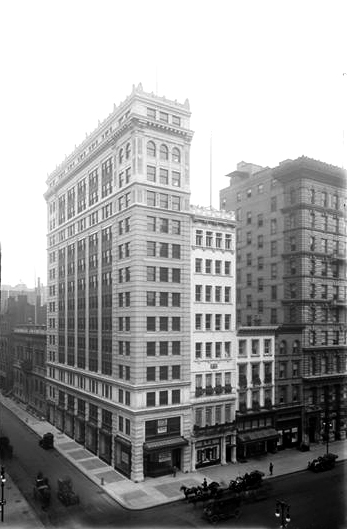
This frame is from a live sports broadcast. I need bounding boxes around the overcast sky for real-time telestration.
[0,0,346,288]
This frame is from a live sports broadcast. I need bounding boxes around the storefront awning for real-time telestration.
[237,428,279,444]
[143,436,188,452]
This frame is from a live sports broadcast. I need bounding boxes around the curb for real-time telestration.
[1,396,346,511]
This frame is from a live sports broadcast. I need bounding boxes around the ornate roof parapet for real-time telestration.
[190,204,236,222]
[46,84,191,187]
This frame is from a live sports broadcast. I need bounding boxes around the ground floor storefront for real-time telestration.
[275,405,303,450]
[143,436,188,477]
[236,428,278,459]
[46,401,192,482]
[191,427,237,470]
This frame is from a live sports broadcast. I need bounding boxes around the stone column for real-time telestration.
[131,442,144,483]
[221,436,226,465]
[190,440,196,471]
[231,433,237,463]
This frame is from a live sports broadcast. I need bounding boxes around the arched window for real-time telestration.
[119,148,123,164]
[160,144,168,161]
[279,340,287,354]
[125,142,131,160]
[292,340,300,353]
[147,141,156,157]
[172,147,181,163]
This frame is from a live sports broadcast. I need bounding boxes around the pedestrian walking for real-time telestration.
[269,462,273,476]
[202,478,208,491]
[172,465,177,477]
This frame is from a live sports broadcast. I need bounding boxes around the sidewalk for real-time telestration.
[1,472,45,528]
[1,394,346,510]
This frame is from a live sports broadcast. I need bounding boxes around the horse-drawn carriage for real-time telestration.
[33,472,51,509]
[228,470,264,493]
[180,469,265,514]
[57,476,80,506]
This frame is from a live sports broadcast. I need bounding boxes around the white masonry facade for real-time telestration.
[44,85,239,481]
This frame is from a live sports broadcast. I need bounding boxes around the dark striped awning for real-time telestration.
[143,436,188,452]
[237,428,279,444]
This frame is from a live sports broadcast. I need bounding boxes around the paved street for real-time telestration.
[1,401,346,528]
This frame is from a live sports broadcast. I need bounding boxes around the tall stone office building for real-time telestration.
[44,85,195,481]
[220,157,347,447]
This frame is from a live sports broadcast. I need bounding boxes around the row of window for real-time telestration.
[147,166,181,187]
[49,223,113,248]
[146,389,181,407]
[146,266,181,282]
[146,316,181,332]
[236,184,341,211]
[195,313,232,331]
[308,329,346,346]
[146,190,181,210]
[195,341,231,359]
[195,230,233,250]
[195,258,232,275]
[238,339,273,356]
[146,216,181,235]
[147,241,181,259]
[235,180,276,202]
[146,365,181,381]
[146,341,181,356]
[195,372,232,389]
[195,285,231,303]
[146,108,181,127]
[146,291,181,307]
[195,403,233,427]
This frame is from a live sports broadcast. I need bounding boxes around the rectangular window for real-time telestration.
[146,392,155,407]
[147,317,156,331]
[160,168,168,185]
[160,292,169,306]
[146,342,155,356]
[147,367,156,381]
[172,268,180,283]
[160,317,169,331]
[159,341,168,355]
[147,191,156,206]
[160,194,169,209]
[160,267,169,282]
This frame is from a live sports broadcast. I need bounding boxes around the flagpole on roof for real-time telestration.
[210,132,213,209]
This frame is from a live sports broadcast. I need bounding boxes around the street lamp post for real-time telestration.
[322,418,333,455]
[275,500,291,528]
[0,467,6,522]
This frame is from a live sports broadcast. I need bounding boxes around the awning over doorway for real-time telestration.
[143,436,188,452]
[237,428,279,444]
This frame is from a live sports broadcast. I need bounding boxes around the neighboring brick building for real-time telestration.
[12,324,47,417]
[220,157,347,445]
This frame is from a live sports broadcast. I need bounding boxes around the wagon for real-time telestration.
[308,453,338,472]
[39,432,54,450]
[33,474,51,509]
[203,495,241,523]
[57,476,80,506]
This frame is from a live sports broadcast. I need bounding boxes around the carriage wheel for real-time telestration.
[210,515,219,524]
[234,508,241,518]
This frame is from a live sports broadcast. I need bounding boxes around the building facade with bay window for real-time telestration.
[190,206,237,469]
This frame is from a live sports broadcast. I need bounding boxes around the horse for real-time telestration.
[180,485,201,499]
